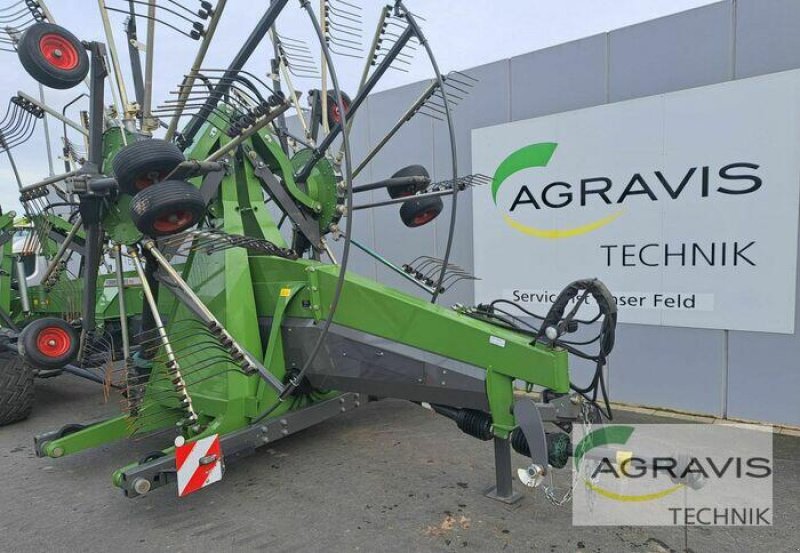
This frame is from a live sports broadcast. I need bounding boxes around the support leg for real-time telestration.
[484,437,523,504]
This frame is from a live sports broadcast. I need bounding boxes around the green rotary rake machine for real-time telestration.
[2,0,618,504]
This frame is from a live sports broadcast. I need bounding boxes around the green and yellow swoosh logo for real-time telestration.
[575,426,682,502]
[492,142,624,239]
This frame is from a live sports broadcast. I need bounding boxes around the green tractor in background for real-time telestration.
[0,209,145,425]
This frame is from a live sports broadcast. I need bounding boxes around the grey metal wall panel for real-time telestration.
[610,324,725,416]
[608,1,733,102]
[726,226,800,426]
[510,34,608,121]
[735,0,800,79]
[432,60,512,306]
[727,331,800,426]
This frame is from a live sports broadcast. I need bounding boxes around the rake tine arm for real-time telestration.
[164,0,227,141]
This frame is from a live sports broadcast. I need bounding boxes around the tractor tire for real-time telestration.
[18,318,79,371]
[387,165,430,199]
[0,351,34,426]
[112,139,186,195]
[130,180,206,237]
[399,195,444,228]
[17,23,89,90]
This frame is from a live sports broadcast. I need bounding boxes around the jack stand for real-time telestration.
[484,437,523,504]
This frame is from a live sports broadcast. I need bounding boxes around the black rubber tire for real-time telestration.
[112,139,186,195]
[0,350,34,426]
[17,23,89,90]
[18,317,79,371]
[313,90,352,127]
[130,180,206,237]
[387,165,430,199]
[399,195,444,228]
[326,90,351,126]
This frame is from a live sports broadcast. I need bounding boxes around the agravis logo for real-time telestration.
[574,426,683,503]
[491,142,625,239]
[571,424,774,527]
[491,142,762,240]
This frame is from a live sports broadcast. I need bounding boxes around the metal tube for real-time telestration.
[129,247,197,423]
[125,5,145,106]
[352,188,453,210]
[491,437,515,499]
[182,0,290,145]
[350,238,435,295]
[87,42,107,167]
[62,364,115,386]
[352,80,438,179]
[268,17,290,154]
[321,239,337,264]
[18,170,81,194]
[15,257,30,313]
[142,241,217,324]
[97,0,130,109]
[141,0,157,131]
[114,244,130,362]
[16,92,88,137]
[40,216,82,285]
[80,220,102,336]
[164,0,227,141]
[38,84,55,176]
[3,140,23,189]
[274,51,311,139]
[352,175,428,194]
[358,6,389,92]
[320,0,329,134]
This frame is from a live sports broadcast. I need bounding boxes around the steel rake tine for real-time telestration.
[127,364,239,404]
[128,360,235,396]
[0,1,25,13]
[446,70,478,85]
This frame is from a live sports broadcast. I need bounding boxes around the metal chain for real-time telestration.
[542,400,596,506]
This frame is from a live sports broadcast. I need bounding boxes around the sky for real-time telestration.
[0,0,721,212]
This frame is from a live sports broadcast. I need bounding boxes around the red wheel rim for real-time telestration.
[330,100,350,125]
[39,33,79,71]
[412,209,438,226]
[134,170,168,191]
[153,210,194,233]
[36,326,71,358]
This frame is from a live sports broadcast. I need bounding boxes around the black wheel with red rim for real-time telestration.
[387,165,430,199]
[399,195,444,228]
[313,90,352,127]
[327,90,351,126]
[112,139,186,196]
[130,180,206,237]
[18,317,79,371]
[17,23,89,90]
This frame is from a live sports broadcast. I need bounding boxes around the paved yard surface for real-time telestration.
[0,376,797,553]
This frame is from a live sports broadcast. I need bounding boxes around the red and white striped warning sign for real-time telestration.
[175,434,224,497]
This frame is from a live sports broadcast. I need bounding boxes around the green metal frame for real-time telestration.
[34,106,572,494]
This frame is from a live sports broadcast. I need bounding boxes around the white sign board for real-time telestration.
[472,70,800,333]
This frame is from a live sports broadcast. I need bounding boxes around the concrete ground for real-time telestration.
[0,376,797,553]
